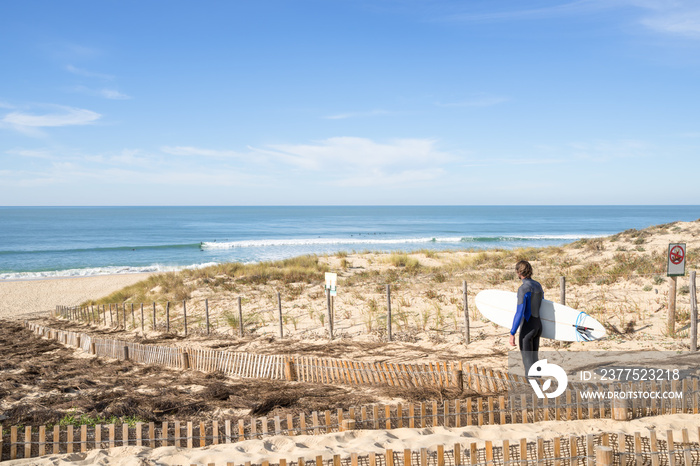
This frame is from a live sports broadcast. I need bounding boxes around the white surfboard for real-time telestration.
[475,289,606,342]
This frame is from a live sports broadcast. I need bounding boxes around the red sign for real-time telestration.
[669,245,685,265]
[667,243,686,277]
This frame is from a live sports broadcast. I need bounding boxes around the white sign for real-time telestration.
[667,243,686,277]
[325,272,337,296]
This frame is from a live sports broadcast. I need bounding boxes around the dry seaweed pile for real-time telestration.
[0,320,464,427]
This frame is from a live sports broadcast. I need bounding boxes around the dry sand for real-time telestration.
[6,414,700,465]
[0,274,153,321]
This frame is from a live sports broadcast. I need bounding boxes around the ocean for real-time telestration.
[1,206,698,280]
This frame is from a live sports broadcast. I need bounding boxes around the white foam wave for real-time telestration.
[0,262,219,281]
[202,237,463,249]
[201,234,603,249]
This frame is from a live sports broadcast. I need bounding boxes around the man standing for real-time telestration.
[508,260,543,376]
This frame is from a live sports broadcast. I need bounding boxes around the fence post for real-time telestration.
[278,292,284,339]
[387,284,392,342]
[238,297,244,337]
[463,281,470,344]
[152,302,156,331]
[560,276,566,305]
[326,289,334,340]
[205,299,210,335]
[668,276,677,336]
[691,271,697,352]
[166,302,170,333]
[183,300,187,336]
[140,303,144,333]
[131,303,135,328]
[595,446,613,466]
[181,351,190,370]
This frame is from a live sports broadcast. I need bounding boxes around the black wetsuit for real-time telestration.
[510,277,544,375]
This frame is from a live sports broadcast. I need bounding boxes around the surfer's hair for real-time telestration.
[515,260,533,278]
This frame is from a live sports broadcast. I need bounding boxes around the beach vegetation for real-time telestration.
[58,409,145,428]
[387,252,421,272]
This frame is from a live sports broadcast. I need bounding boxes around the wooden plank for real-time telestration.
[554,437,561,466]
[520,438,528,466]
[667,430,676,466]
[433,400,439,427]
[68,425,74,453]
[136,422,142,447]
[122,424,128,447]
[174,421,181,447]
[39,425,46,456]
[570,435,578,466]
[200,421,206,447]
[187,421,193,449]
[477,397,484,426]
[22,425,32,459]
[635,432,643,466]
[682,428,692,466]
[618,432,627,466]
[485,441,493,466]
[54,424,60,454]
[502,440,510,466]
[162,421,169,447]
[499,396,506,425]
[238,419,246,442]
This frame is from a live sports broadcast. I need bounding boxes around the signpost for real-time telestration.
[667,243,686,336]
[325,273,337,339]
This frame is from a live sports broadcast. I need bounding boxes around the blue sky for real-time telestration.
[2,0,700,205]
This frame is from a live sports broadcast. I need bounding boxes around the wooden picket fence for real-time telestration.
[25,321,700,404]
[3,424,700,464]
[4,322,700,462]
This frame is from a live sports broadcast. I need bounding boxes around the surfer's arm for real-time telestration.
[510,290,530,335]
[510,303,525,335]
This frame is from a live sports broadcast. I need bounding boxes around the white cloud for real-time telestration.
[436,95,509,108]
[65,65,114,80]
[71,85,131,100]
[639,7,700,38]
[99,89,131,100]
[160,146,246,158]
[324,109,392,120]
[6,149,55,160]
[2,106,101,128]
[260,137,454,171]
[568,139,650,159]
[444,1,700,39]
[336,168,446,187]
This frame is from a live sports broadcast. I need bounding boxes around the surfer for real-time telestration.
[508,260,544,377]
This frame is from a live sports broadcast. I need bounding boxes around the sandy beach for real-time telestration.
[0,274,154,321]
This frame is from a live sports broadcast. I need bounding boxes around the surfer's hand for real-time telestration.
[508,334,516,347]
